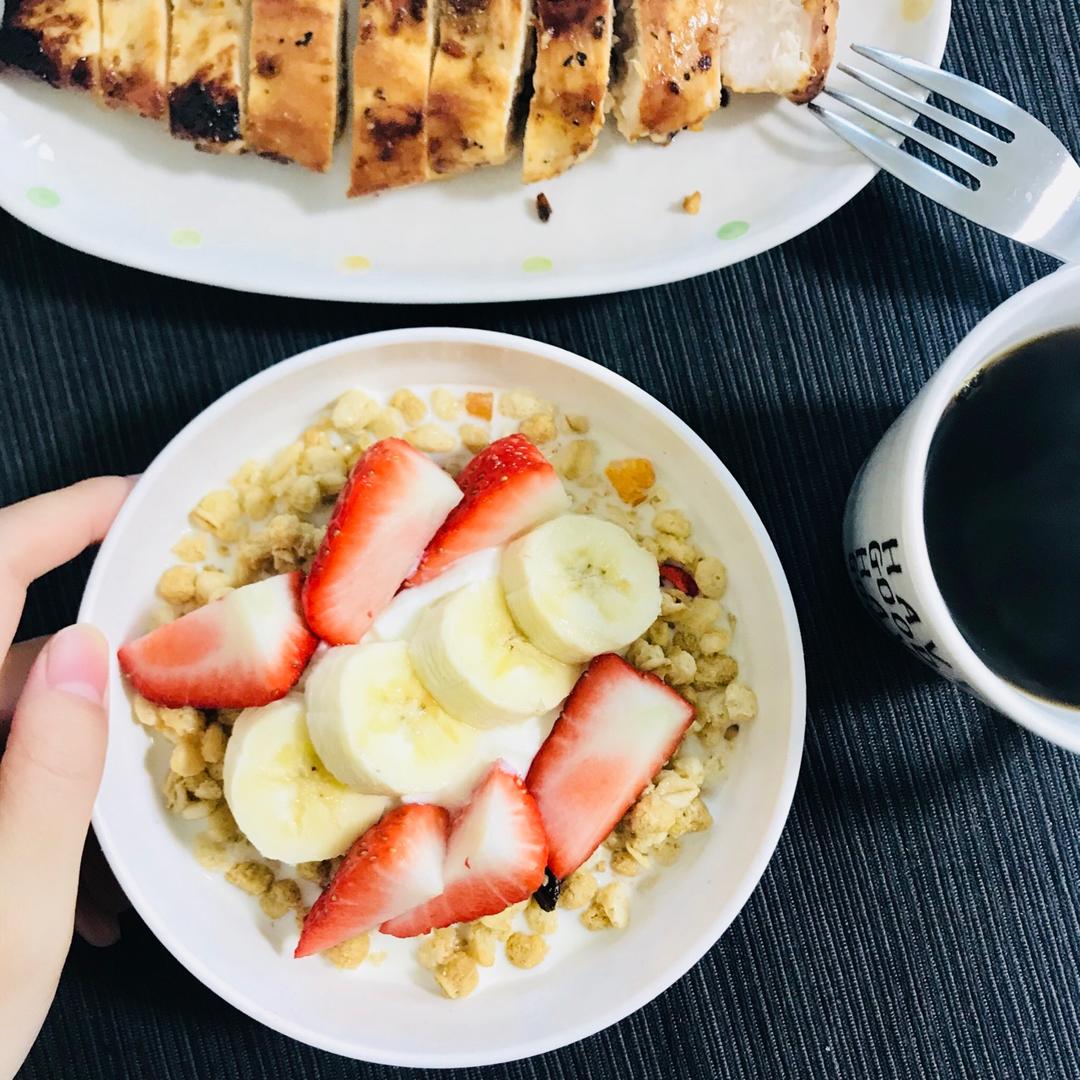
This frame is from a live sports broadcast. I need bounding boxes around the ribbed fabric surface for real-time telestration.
[3,1,1079,1076]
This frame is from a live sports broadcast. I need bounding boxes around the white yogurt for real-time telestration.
[366,547,502,643]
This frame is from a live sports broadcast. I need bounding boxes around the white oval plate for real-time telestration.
[81,329,806,1066]
[0,3,948,303]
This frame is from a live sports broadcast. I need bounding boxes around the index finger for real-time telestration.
[0,476,134,650]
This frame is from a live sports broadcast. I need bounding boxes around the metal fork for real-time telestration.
[809,45,1080,264]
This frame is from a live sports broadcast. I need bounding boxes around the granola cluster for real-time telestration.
[130,383,757,1001]
[406,902,557,998]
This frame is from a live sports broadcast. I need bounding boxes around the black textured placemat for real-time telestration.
[4,2,1080,1077]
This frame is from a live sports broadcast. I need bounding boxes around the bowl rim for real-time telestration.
[80,327,807,1066]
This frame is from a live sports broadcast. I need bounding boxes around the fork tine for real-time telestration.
[822,87,988,180]
[808,102,978,216]
[837,62,1003,157]
[851,45,1022,133]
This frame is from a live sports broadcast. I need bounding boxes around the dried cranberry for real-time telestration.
[659,562,699,597]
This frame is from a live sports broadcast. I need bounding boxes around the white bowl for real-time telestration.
[80,329,806,1067]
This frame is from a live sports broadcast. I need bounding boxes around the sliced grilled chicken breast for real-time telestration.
[522,0,613,182]
[427,0,533,177]
[719,0,837,103]
[0,0,100,91]
[100,0,168,118]
[246,0,344,171]
[349,0,435,196]
[168,0,247,152]
[612,0,724,143]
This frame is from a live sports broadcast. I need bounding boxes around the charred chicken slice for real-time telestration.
[168,0,247,152]
[246,0,344,172]
[719,0,837,102]
[349,0,435,195]
[522,0,613,182]
[100,0,168,118]
[0,0,101,91]
[612,0,724,143]
[0,0,842,190]
[427,0,533,177]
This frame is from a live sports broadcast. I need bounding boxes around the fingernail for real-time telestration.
[45,625,109,707]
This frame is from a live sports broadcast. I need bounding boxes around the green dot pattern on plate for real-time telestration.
[902,0,934,21]
[170,228,202,248]
[716,220,749,241]
[26,187,60,209]
[522,256,553,273]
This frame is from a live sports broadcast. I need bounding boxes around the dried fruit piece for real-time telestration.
[465,392,494,420]
[605,457,655,506]
[659,562,699,597]
[532,868,560,912]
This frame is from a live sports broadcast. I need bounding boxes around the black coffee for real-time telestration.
[923,327,1080,708]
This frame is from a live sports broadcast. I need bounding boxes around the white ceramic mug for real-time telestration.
[844,265,1080,754]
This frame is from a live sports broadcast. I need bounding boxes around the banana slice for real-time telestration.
[409,579,580,729]
[223,695,388,864]
[304,641,479,796]
[501,515,661,663]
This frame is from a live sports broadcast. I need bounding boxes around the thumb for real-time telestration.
[0,625,109,1061]
[0,625,110,879]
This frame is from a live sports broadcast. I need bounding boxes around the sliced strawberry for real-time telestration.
[405,434,569,587]
[659,561,699,597]
[295,803,450,958]
[118,572,317,709]
[526,653,695,879]
[302,438,463,644]
[381,763,547,937]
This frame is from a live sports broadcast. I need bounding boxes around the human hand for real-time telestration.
[0,477,132,1079]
